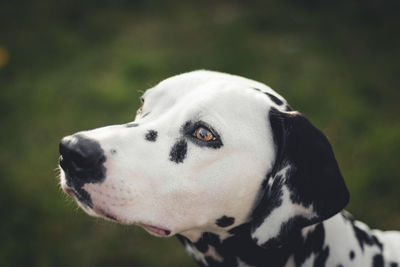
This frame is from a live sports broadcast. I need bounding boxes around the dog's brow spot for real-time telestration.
[215,216,235,227]
[110,149,117,155]
[145,130,158,142]
[169,139,187,163]
[126,122,139,128]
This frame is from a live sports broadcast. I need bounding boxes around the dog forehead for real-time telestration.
[164,70,272,91]
[144,70,281,111]
[159,70,270,89]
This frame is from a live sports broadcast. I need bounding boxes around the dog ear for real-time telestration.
[250,107,349,248]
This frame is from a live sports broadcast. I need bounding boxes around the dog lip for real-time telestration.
[60,183,75,197]
[94,208,172,236]
[63,187,75,197]
[139,223,171,237]
[92,207,117,220]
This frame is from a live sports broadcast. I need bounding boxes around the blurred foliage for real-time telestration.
[0,0,399,266]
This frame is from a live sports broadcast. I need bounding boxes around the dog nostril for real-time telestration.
[59,135,106,178]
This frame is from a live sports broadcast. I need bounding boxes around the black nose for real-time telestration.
[59,134,106,184]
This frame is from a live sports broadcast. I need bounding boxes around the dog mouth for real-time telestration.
[94,208,172,237]
[139,224,171,237]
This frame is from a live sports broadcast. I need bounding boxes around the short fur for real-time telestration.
[58,70,400,267]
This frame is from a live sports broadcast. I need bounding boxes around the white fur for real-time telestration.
[60,70,288,240]
[59,70,400,266]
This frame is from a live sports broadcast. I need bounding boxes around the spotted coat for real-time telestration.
[58,70,400,267]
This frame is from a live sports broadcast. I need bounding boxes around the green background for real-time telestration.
[0,1,399,266]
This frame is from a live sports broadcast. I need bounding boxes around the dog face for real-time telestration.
[59,70,349,245]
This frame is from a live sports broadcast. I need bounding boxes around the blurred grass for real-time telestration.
[0,0,399,266]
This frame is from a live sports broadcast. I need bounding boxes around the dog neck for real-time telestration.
[175,212,389,267]
[176,221,296,266]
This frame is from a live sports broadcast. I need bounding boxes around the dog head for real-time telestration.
[58,70,349,246]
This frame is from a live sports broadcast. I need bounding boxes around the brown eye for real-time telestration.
[194,127,214,141]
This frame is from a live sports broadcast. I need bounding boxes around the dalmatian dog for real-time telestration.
[58,70,400,267]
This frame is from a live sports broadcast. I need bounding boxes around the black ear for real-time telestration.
[250,107,349,248]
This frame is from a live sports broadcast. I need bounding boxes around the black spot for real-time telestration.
[126,122,139,128]
[265,92,284,105]
[145,130,158,142]
[352,222,383,252]
[110,149,117,155]
[294,223,326,266]
[216,216,235,227]
[349,250,355,260]
[373,254,384,267]
[169,139,187,163]
[313,246,329,267]
[372,235,383,250]
[193,232,221,253]
[390,263,399,267]
[337,265,344,267]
